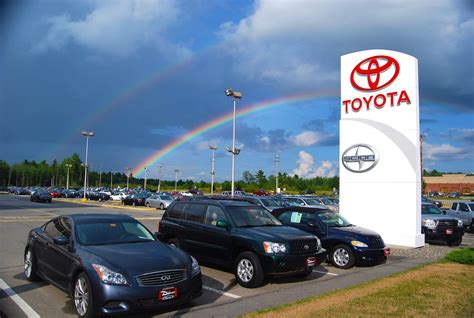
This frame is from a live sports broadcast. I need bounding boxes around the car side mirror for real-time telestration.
[216,220,230,229]
[53,236,70,246]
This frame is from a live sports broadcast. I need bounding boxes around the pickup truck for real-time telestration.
[447,201,474,231]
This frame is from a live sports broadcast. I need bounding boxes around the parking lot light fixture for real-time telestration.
[65,164,72,190]
[144,166,148,190]
[157,164,163,193]
[125,167,131,190]
[209,145,218,195]
[81,131,95,201]
[174,169,179,192]
[225,88,242,197]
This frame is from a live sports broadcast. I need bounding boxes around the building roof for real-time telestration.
[424,174,474,184]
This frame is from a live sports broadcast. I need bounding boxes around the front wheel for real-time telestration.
[235,252,264,288]
[74,273,94,318]
[146,203,150,208]
[24,248,39,281]
[160,203,164,210]
[330,244,356,269]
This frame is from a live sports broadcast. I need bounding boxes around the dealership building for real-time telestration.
[423,174,474,194]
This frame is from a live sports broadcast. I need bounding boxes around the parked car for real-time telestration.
[234,196,283,212]
[24,214,202,317]
[306,196,339,213]
[49,190,61,198]
[272,207,390,269]
[448,192,460,198]
[122,193,149,206]
[421,196,443,208]
[282,196,325,209]
[15,187,31,195]
[88,192,110,202]
[146,194,174,209]
[421,203,464,246]
[30,190,52,203]
[110,191,126,201]
[157,200,327,288]
[253,189,272,196]
[447,201,474,230]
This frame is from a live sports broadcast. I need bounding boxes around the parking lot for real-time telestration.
[1,194,473,318]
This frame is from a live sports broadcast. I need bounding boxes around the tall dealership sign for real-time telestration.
[340,50,424,247]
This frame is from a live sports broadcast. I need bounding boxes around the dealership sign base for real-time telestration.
[340,50,424,248]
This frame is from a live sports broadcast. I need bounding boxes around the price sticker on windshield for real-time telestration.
[291,212,302,223]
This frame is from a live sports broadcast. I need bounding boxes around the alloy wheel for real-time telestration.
[24,250,32,278]
[237,259,254,282]
[74,277,89,316]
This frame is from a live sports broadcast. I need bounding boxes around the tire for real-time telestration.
[121,201,125,206]
[234,252,264,288]
[160,203,164,210]
[24,248,39,281]
[98,197,102,202]
[330,244,356,269]
[132,201,136,207]
[73,273,94,318]
[447,238,462,246]
[167,238,181,249]
[146,203,150,208]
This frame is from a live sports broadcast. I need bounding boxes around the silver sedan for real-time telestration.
[145,194,174,209]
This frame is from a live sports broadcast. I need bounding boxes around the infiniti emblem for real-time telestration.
[303,245,309,250]
[342,144,379,173]
[160,275,171,281]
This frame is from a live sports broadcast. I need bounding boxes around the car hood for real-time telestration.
[80,241,190,277]
[236,226,315,241]
[422,214,458,221]
[328,225,380,237]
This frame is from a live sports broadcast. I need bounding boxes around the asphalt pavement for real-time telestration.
[0,194,472,318]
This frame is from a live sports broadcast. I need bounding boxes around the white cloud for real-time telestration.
[423,142,471,161]
[291,131,322,147]
[219,0,473,106]
[33,0,190,58]
[292,151,337,178]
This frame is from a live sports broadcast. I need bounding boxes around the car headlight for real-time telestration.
[316,237,322,250]
[351,240,368,248]
[191,256,200,276]
[92,264,129,285]
[422,219,436,228]
[458,220,463,227]
[263,242,287,254]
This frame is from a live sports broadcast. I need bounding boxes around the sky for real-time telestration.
[1,0,473,182]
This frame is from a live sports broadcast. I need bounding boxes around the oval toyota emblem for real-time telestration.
[342,144,379,173]
[160,275,171,281]
[350,55,400,91]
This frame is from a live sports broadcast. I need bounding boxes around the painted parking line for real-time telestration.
[312,269,339,276]
[202,285,241,299]
[0,279,40,318]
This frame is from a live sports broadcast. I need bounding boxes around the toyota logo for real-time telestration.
[160,275,171,281]
[342,144,379,173]
[350,55,400,91]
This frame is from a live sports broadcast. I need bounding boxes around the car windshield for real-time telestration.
[228,206,282,227]
[76,221,155,246]
[160,195,173,201]
[321,198,333,205]
[421,205,443,215]
[318,212,352,227]
[303,198,321,205]
[260,198,280,206]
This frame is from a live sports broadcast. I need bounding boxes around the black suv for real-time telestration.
[158,200,327,288]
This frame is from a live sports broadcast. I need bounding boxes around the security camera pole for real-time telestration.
[225,88,242,197]
[81,131,95,201]
[209,145,218,195]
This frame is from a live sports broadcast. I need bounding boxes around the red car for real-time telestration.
[253,189,272,196]
[49,190,61,198]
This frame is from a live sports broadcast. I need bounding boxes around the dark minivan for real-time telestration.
[158,200,327,288]
[272,207,390,269]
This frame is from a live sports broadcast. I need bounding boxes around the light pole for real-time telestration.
[99,170,102,188]
[81,131,95,201]
[209,145,218,195]
[157,164,163,193]
[65,164,72,190]
[125,167,130,190]
[110,171,113,190]
[144,166,148,190]
[174,169,179,192]
[275,152,280,194]
[225,88,242,197]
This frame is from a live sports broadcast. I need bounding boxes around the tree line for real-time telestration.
[0,155,339,194]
